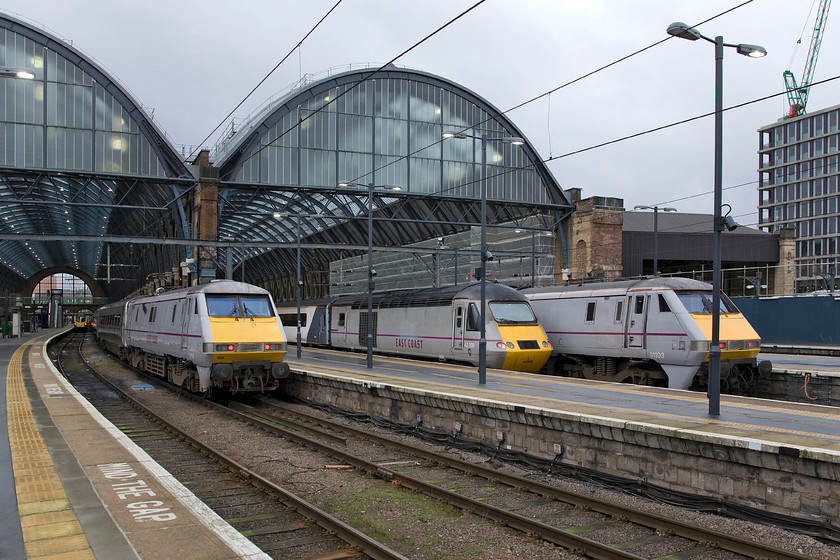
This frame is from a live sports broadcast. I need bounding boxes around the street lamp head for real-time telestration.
[663,207,678,213]
[736,43,767,58]
[504,136,525,146]
[666,22,703,41]
[442,130,468,139]
[0,68,35,79]
[633,205,651,211]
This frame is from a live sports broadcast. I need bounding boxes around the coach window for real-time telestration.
[614,300,623,323]
[585,301,596,323]
[149,307,157,323]
[658,294,671,312]
[455,307,463,328]
[338,312,345,327]
[634,296,644,314]
[171,304,178,323]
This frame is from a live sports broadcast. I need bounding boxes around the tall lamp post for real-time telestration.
[274,211,326,359]
[442,130,524,384]
[339,181,402,368]
[666,21,765,416]
[633,205,676,276]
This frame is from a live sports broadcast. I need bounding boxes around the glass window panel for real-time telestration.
[338,152,372,183]
[337,114,372,152]
[411,157,443,194]
[300,109,335,149]
[374,155,407,189]
[409,121,440,158]
[299,148,335,187]
[374,117,407,156]
[441,159,473,197]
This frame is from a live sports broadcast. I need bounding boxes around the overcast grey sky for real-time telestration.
[4,0,840,227]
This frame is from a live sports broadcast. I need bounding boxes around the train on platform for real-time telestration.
[93,280,290,397]
[72,310,92,332]
[522,277,772,392]
[276,283,552,373]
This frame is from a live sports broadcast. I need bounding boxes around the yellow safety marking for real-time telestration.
[6,339,95,559]
[293,362,840,447]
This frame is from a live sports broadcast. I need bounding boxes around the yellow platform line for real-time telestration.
[6,339,94,559]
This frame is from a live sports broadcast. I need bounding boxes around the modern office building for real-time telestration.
[758,104,840,292]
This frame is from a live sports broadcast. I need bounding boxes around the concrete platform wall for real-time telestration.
[286,372,840,525]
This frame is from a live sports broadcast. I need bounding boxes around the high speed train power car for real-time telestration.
[523,277,771,391]
[276,283,552,373]
[94,280,290,396]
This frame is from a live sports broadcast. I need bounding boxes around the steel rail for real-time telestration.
[259,399,818,560]
[73,345,408,560]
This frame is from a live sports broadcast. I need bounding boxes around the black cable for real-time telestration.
[186,0,345,163]
[220,0,488,182]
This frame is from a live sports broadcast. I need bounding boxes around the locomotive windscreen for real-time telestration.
[206,294,275,318]
[488,302,538,324]
[676,291,739,314]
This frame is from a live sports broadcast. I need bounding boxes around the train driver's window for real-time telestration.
[634,296,645,314]
[658,294,671,312]
[206,295,239,317]
[467,303,479,331]
[338,313,346,327]
[585,301,596,323]
[456,307,463,328]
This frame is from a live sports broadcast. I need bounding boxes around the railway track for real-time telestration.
[52,333,405,560]
[59,332,832,559]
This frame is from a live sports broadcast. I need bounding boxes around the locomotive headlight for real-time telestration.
[506,342,515,349]
[541,341,550,349]
[496,342,506,349]
[263,343,283,351]
[213,343,237,352]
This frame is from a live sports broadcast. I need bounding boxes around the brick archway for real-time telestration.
[21,267,106,300]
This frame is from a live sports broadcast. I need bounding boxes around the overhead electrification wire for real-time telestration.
[344,1,759,191]
[187,0,345,163]
[221,0,488,182]
[542,74,840,163]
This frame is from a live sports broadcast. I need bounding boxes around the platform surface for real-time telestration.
[1,330,269,560]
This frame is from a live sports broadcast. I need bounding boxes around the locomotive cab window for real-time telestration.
[488,302,537,324]
[337,312,346,327]
[676,291,739,314]
[206,294,275,318]
[658,294,671,313]
[467,303,480,331]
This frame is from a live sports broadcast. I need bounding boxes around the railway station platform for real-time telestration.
[283,347,840,529]
[0,330,269,560]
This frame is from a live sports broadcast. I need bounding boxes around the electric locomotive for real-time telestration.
[277,283,552,373]
[72,310,92,332]
[523,277,771,391]
[94,280,290,396]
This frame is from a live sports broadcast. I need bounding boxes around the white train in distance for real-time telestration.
[93,280,290,397]
[277,283,552,373]
[523,277,771,392]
